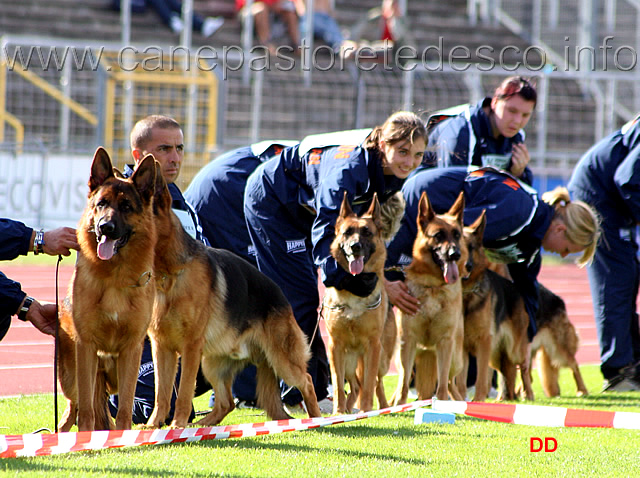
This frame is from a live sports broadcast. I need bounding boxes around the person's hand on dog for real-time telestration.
[24,300,57,337]
[42,227,79,256]
[338,272,378,297]
[385,278,419,315]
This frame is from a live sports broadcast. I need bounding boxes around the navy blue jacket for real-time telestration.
[420,98,533,184]
[124,164,209,245]
[386,167,553,339]
[569,117,640,228]
[250,130,404,288]
[184,141,296,262]
[1,218,33,340]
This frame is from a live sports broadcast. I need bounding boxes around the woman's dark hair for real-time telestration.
[494,76,537,106]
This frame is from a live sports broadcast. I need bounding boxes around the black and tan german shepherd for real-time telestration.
[391,191,468,403]
[459,228,534,402]
[530,284,588,397]
[58,147,157,431]
[146,164,321,428]
[322,193,394,414]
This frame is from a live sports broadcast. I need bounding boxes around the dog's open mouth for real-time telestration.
[346,254,365,275]
[97,233,130,261]
[443,260,460,284]
[432,249,460,285]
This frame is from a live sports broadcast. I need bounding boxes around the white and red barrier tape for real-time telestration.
[432,400,640,429]
[0,399,431,458]
[4,398,640,457]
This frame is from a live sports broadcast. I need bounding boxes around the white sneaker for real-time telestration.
[170,15,184,34]
[284,401,307,415]
[316,397,334,414]
[202,16,224,37]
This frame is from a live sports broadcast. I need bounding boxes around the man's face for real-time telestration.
[135,127,184,183]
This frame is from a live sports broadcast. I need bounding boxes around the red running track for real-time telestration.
[0,263,603,397]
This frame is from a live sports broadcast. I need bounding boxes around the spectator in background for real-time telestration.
[111,0,224,36]
[0,219,79,342]
[237,0,302,53]
[569,115,640,392]
[298,0,345,53]
[345,0,412,60]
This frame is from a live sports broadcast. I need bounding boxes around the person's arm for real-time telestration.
[432,117,472,168]
[614,142,640,223]
[0,271,26,341]
[312,151,369,288]
[1,270,27,320]
[383,196,420,314]
[0,218,33,260]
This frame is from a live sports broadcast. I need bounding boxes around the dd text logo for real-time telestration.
[529,437,558,453]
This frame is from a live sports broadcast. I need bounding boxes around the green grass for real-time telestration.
[2,366,640,477]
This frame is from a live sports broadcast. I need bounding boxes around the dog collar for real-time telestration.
[127,271,153,288]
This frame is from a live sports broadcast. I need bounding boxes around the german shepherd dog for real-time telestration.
[146,165,321,428]
[458,237,534,402]
[65,148,157,431]
[322,193,392,414]
[530,284,588,397]
[391,191,468,403]
[457,211,498,402]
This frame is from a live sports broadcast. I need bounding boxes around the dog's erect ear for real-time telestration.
[131,154,157,204]
[417,191,435,231]
[338,191,354,220]
[467,209,487,242]
[364,193,383,231]
[152,159,172,212]
[448,191,465,226]
[89,147,115,192]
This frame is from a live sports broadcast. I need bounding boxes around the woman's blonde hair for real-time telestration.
[364,111,427,153]
[541,186,601,267]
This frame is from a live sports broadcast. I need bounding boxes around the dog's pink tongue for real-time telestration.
[444,261,459,284]
[349,257,364,275]
[97,236,116,261]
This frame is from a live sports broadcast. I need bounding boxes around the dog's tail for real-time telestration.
[535,346,561,398]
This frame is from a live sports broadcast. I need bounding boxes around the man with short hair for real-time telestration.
[128,115,208,244]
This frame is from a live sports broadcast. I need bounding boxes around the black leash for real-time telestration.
[53,254,62,433]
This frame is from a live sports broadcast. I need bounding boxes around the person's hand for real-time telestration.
[25,300,57,337]
[43,227,79,256]
[509,143,530,178]
[384,278,419,315]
